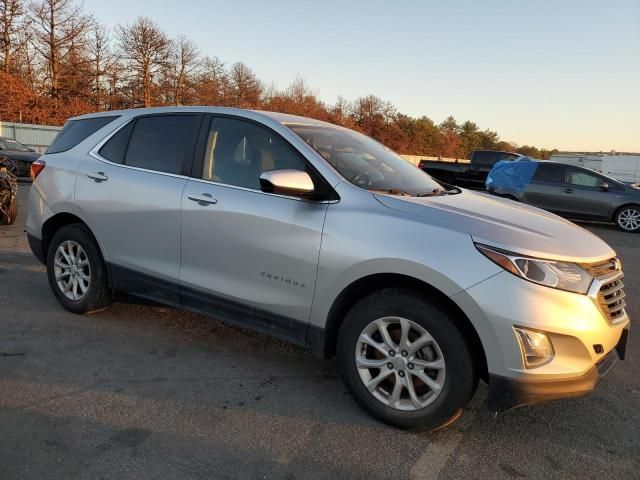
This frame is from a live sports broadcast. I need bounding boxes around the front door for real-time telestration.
[559,167,615,220]
[179,116,328,343]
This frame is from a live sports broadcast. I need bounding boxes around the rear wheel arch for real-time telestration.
[41,213,112,286]
[322,273,488,381]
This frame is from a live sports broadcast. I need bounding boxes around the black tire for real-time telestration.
[46,224,112,314]
[337,288,477,430]
[2,196,18,225]
[614,205,640,233]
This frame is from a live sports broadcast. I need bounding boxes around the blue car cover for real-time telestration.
[486,158,539,194]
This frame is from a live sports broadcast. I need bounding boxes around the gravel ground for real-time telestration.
[1,185,638,480]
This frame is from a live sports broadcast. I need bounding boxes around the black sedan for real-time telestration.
[0,137,41,177]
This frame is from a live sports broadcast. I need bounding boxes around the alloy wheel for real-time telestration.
[355,316,446,411]
[53,240,91,301]
[618,208,640,231]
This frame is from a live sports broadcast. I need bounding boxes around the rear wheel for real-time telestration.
[337,289,477,430]
[615,206,640,233]
[46,224,112,313]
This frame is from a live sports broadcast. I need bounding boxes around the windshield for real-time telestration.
[287,124,448,196]
[0,139,30,151]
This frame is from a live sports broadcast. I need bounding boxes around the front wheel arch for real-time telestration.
[322,273,488,382]
[613,204,640,232]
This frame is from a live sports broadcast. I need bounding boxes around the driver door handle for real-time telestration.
[187,193,218,206]
[564,188,574,194]
[87,171,108,183]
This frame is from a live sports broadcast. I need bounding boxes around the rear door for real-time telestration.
[522,163,569,214]
[76,114,201,303]
[179,115,329,343]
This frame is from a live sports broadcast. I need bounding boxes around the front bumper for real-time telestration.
[451,269,631,410]
[488,327,628,411]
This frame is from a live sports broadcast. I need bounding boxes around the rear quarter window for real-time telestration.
[47,116,119,154]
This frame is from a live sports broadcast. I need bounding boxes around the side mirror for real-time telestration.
[259,170,315,198]
[600,182,609,191]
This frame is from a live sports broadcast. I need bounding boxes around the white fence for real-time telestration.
[0,122,62,153]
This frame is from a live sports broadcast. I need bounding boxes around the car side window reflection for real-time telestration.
[565,168,600,188]
[201,117,307,190]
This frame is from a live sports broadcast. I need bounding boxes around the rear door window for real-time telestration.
[122,115,200,175]
[47,116,119,154]
[533,164,565,183]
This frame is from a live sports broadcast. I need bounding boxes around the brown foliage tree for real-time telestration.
[117,16,171,107]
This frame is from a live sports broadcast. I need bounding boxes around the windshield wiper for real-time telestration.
[370,188,413,197]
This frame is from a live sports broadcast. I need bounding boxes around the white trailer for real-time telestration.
[601,155,640,184]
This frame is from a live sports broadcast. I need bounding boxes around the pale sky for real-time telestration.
[84,0,640,152]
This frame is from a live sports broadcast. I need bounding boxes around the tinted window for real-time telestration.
[124,115,199,175]
[47,116,118,154]
[202,117,307,190]
[533,163,565,183]
[473,151,520,166]
[565,168,600,188]
[472,151,498,166]
[98,122,134,164]
[0,139,30,151]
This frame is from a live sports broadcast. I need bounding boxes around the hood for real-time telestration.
[1,150,40,162]
[374,190,615,263]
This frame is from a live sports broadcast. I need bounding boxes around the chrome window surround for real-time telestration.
[87,117,337,204]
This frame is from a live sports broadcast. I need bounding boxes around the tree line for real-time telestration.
[0,0,557,159]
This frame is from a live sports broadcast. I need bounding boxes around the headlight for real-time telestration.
[476,243,593,294]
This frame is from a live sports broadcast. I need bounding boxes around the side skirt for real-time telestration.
[108,263,316,349]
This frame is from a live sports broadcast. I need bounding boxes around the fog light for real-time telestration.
[513,327,554,368]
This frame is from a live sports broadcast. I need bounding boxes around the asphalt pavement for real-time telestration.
[1,185,638,480]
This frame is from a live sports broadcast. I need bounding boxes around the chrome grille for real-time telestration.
[597,275,626,323]
[584,258,627,323]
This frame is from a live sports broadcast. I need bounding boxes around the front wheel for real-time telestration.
[337,289,477,430]
[615,206,640,233]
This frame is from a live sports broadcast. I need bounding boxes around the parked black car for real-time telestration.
[0,137,41,177]
[419,150,523,189]
[487,159,640,233]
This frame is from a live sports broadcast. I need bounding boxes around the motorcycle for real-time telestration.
[0,156,18,225]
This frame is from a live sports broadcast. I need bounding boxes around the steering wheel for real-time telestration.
[352,171,371,187]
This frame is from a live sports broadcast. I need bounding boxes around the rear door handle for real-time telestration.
[564,188,574,193]
[187,193,217,206]
[87,172,108,182]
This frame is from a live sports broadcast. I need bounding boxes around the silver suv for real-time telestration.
[26,107,630,429]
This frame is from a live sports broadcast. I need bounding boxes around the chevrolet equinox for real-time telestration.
[26,107,630,429]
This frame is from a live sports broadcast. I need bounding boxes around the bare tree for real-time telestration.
[117,16,171,107]
[194,55,227,105]
[0,0,24,73]
[87,23,117,110]
[170,34,198,105]
[228,62,262,108]
[29,0,92,99]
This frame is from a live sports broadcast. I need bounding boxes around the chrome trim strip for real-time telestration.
[87,117,337,204]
